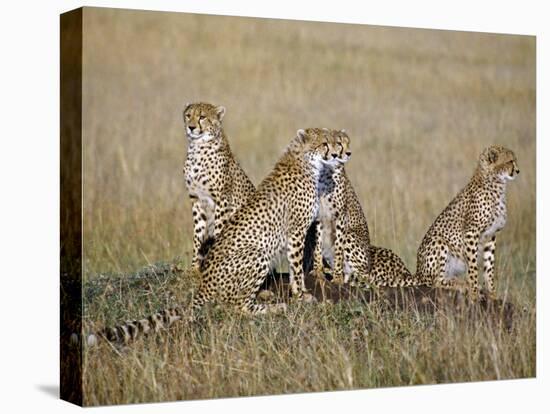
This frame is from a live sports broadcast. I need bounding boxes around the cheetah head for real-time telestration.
[183,102,225,141]
[480,145,520,182]
[294,128,347,169]
[331,129,351,164]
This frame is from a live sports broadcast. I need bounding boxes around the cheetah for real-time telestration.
[361,245,415,288]
[85,128,343,344]
[183,102,255,271]
[308,129,416,288]
[415,145,519,299]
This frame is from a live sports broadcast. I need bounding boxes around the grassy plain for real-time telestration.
[81,8,536,405]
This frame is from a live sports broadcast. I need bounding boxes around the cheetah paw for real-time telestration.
[257,289,276,302]
[309,269,328,281]
[467,290,482,302]
[331,276,345,285]
[302,292,317,304]
[270,303,288,314]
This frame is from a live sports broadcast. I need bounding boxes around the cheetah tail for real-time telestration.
[73,306,186,347]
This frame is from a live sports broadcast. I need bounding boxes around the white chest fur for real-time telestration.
[318,195,333,220]
[482,189,507,240]
[317,172,337,225]
[316,167,339,265]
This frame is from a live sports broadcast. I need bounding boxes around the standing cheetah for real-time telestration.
[183,102,255,270]
[308,129,416,288]
[86,128,343,344]
[416,145,519,299]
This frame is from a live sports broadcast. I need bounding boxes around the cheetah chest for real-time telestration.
[184,153,217,203]
[317,191,341,266]
[482,194,507,240]
[317,176,338,228]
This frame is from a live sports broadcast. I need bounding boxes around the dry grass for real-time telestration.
[82,266,535,405]
[80,7,535,406]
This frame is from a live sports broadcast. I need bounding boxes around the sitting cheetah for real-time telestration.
[361,245,416,288]
[193,128,343,311]
[86,128,343,344]
[183,102,255,270]
[308,129,416,288]
[415,145,519,299]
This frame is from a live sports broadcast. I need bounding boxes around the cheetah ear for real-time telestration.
[487,147,499,163]
[296,129,307,143]
[182,103,191,120]
[340,129,347,134]
[215,106,226,121]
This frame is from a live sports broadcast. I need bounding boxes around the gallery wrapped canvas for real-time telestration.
[60,6,535,407]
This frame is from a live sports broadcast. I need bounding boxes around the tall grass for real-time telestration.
[83,269,535,405]
[80,8,535,406]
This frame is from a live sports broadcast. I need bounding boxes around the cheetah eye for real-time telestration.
[185,113,190,119]
[199,115,206,121]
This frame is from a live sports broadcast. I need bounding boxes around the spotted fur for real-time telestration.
[358,245,415,288]
[85,128,343,344]
[415,145,520,299]
[183,102,255,270]
[193,128,344,312]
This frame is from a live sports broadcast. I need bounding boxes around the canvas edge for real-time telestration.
[60,7,83,407]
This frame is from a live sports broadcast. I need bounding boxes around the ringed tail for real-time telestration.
[76,306,186,346]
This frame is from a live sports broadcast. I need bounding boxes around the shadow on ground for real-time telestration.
[36,384,59,399]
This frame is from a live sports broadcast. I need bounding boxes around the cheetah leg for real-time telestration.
[191,198,208,271]
[361,246,387,287]
[331,218,346,284]
[311,221,326,279]
[344,253,367,286]
[464,230,481,300]
[231,254,278,314]
[213,202,229,239]
[191,286,210,316]
[342,232,368,285]
[288,231,312,301]
[482,235,497,299]
[432,242,467,292]
[342,246,354,284]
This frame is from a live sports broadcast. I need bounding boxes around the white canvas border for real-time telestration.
[0,1,545,413]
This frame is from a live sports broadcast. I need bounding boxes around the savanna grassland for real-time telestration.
[80,7,536,406]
